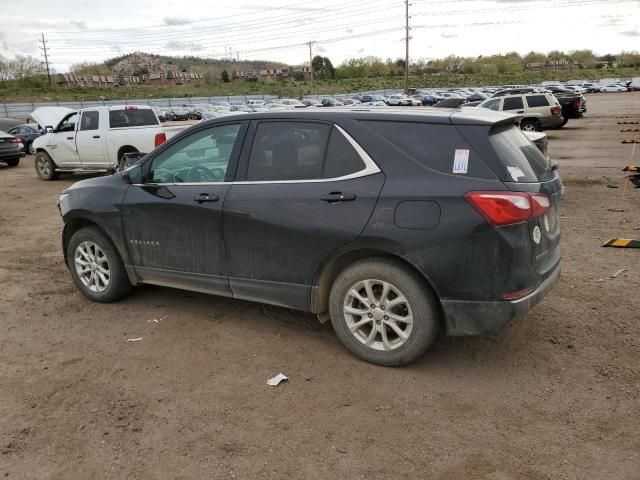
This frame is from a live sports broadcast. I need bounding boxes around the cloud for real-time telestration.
[346,28,354,34]
[316,45,326,53]
[163,17,191,25]
[357,48,365,54]
[165,41,204,51]
[441,33,458,38]
[70,20,87,30]
[620,29,639,37]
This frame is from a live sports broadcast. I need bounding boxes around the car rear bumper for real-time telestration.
[539,116,565,130]
[0,150,25,160]
[441,262,561,336]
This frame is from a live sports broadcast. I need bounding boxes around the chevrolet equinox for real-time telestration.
[59,108,561,366]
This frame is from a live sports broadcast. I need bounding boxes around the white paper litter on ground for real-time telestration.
[267,373,288,386]
[126,337,143,342]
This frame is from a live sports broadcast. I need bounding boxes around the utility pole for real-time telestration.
[404,0,410,94]
[39,33,52,87]
[308,41,315,94]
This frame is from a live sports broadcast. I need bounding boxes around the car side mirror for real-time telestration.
[123,164,143,184]
[45,125,54,133]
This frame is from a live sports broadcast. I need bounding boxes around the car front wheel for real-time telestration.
[520,119,541,132]
[34,151,59,180]
[67,226,132,303]
[329,258,440,366]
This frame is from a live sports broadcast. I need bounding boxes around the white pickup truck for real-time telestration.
[30,105,185,180]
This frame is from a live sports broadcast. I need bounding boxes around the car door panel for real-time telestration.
[49,112,81,166]
[223,120,385,311]
[121,121,247,296]
[224,175,385,310]
[76,110,107,166]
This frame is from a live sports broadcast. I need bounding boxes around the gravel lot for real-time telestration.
[1,93,639,479]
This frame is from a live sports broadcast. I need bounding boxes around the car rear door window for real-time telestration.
[526,95,550,108]
[148,123,241,183]
[322,128,365,178]
[246,122,331,181]
[109,108,159,128]
[503,97,524,111]
[80,111,99,131]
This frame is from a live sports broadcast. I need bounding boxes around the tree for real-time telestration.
[0,56,14,86]
[569,50,596,68]
[311,55,335,79]
[335,58,369,79]
[221,70,230,83]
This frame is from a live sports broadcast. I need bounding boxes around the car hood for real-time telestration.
[30,107,74,128]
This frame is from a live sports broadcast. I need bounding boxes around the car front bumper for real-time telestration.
[441,263,561,336]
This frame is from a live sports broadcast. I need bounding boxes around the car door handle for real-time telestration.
[92,135,100,139]
[193,193,219,203]
[320,192,357,203]
[516,110,524,113]
[66,136,74,140]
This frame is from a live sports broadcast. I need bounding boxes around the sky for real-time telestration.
[0,0,638,72]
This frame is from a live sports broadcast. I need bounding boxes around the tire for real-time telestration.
[520,119,541,132]
[329,258,440,366]
[558,118,569,128]
[34,151,59,180]
[5,158,19,167]
[67,226,132,303]
[118,148,137,171]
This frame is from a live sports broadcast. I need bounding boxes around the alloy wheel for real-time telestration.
[74,241,110,293]
[37,156,50,177]
[343,279,414,351]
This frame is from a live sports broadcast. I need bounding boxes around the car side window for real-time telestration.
[80,111,100,131]
[482,99,501,111]
[323,128,365,178]
[503,97,524,111]
[148,123,241,184]
[526,95,550,108]
[246,122,331,181]
[57,112,79,132]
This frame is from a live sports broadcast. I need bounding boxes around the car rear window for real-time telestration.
[109,108,159,128]
[489,125,552,182]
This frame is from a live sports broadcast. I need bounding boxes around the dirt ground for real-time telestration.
[1,93,639,479]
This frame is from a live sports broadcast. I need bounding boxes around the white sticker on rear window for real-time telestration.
[453,149,469,174]
[507,166,525,181]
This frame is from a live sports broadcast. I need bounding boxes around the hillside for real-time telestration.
[74,51,289,77]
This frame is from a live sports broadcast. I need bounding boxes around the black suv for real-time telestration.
[59,108,562,366]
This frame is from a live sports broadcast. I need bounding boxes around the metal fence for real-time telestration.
[0,95,280,121]
[0,90,402,121]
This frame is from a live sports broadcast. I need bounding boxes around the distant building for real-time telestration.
[55,71,204,88]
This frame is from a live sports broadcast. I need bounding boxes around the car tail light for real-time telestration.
[550,106,561,116]
[573,99,580,108]
[9,138,21,144]
[154,132,166,147]
[465,191,551,226]
[124,105,138,110]
[530,192,551,217]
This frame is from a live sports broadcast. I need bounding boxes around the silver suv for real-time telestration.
[478,93,564,131]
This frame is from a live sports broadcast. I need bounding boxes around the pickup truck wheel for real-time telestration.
[67,226,132,303]
[520,119,541,132]
[5,158,19,167]
[34,151,59,180]
[329,258,440,366]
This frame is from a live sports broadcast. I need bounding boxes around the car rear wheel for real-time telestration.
[5,158,19,167]
[329,258,440,366]
[520,119,541,132]
[34,151,59,180]
[67,226,132,303]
